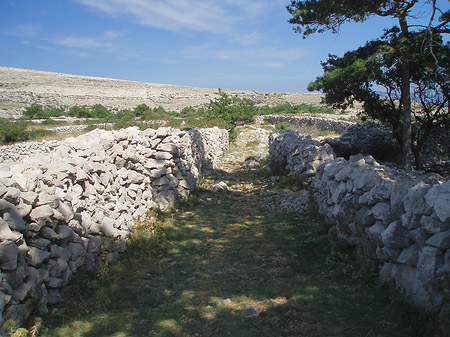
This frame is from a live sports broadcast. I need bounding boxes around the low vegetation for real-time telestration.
[1,90,336,145]
[0,119,55,144]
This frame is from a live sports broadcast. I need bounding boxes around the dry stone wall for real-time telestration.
[0,126,228,328]
[269,130,450,315]
[260,114,354,133]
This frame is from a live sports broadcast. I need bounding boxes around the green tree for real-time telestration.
[287,0,450,169]
[207,89,257,124]
[308,28,450,169]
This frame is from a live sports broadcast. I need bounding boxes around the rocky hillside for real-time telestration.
[0,67,325,118]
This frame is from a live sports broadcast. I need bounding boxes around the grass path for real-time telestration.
[40,127,432,337]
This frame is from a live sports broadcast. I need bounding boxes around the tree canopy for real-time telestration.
[287,0,450,169]
[308,28,450,169]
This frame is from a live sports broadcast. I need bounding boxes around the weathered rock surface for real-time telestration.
[325,121,402,163]
[0,66,325,118]
[0,126,228,327]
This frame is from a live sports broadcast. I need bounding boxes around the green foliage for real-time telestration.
[67,106,92,118]
[23,104,111,119]
[23,104,44,119]
[0,119,29,143]
[308,33,404,130]
[275,121,291,131]
[45,107,64,117]
[112,109,135,129]
[308,28,450,168]
[206,89,258,125]
[287,1,450,39]
[0,119,55,144]
[133,103,151,117]
[127,209,172,257]
[180,106,196,115]
[91,104,111,118]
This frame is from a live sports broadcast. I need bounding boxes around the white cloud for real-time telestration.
[1,23,42,38]
[53,30,122,51]
[232,31,261,46]
[183,44,305,68]
[75,0,275,33]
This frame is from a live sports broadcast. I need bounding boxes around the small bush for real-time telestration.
[68,106,93,118]
[133,103,151,117]
[22,104,44,119]
[0,119,29,143]
[207,89,258,124]
[181,106,196,115]
[91,104,111,118]
[275,121,291,131]
[46,107,65,117]
[112,109,136,129]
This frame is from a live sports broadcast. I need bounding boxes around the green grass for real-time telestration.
[40,169,435,337]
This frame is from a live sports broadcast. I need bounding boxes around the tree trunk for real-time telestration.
[399,16,412,169]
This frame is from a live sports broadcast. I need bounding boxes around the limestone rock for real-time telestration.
[0,241,19,270]
[0,200,26,231]
[425,181,450,222]
[27,246,51,267]
[426,230,450,251]
[0,218,22,242]
[382,220,410,249]
[212,181,228,192]
[417,246,443,284]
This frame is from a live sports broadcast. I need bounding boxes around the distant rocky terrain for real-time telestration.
[0,66,326,119]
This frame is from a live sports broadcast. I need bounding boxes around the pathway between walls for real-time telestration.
[39,126,432,337]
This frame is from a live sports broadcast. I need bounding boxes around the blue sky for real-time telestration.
[0,0,448,92]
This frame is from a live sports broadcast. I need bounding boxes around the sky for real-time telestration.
[0,0,449,93]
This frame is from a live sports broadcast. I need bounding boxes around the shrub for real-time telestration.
[113,109,136,129]
[91,104,111,118]
[275,121,291,131]
[46,107,65,117]
[133,103,151,117]
[68,106,93,118]
[0,119,29,143]
[22,104,44,119]
[181,106,196,115]
[206,89,258,124]
[0,119,54,144]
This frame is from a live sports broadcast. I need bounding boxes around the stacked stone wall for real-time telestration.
[269,130,450,315]
[260,114,354,133]
[0,126,228,328]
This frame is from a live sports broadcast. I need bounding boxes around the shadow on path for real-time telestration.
[42,166,433,337]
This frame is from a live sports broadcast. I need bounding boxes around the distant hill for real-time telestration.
[0,66,324,118]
